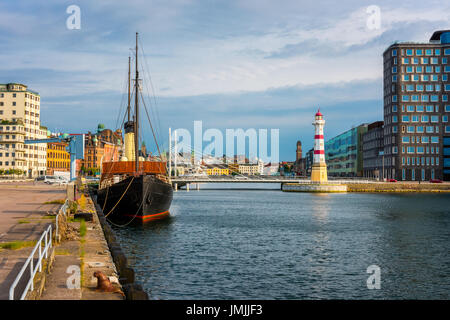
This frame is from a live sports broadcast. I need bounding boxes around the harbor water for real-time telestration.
[112,184,450,299]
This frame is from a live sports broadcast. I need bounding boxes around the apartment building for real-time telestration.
[383,30,450,181]
[0,83,47,177]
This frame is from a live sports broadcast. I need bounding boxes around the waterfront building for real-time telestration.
[293,141,306,176]
[46,141,70,175]
[325,124,368,177]
[383,30,450,181]
[239,160,264,175]
[0,83,47,177]
[311,109,328,182]
[205,165,230,176]
[362,121,384,179]
[82,124,122,175]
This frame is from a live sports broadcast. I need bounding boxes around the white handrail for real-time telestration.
[9,224,53,300]
[8,199,68,300]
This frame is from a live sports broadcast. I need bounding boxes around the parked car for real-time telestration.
[43,175,58,184]
[56,176,69,185]
[388,179,397,182]
[430,179,443,183]
[44,175,68,185]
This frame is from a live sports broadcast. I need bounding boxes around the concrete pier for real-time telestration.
[282,183,347,193]
[0,182,65,300]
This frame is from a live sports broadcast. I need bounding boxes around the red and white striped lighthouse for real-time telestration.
[311,108,327,182]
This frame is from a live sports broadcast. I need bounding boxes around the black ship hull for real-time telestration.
[97,175,173,223]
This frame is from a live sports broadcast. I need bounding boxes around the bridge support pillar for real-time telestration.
[174,183,178,192]
[186,183,190,192]
[197,183,200,191]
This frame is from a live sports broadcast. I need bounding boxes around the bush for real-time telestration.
[70,201,78,214]
[77,194,87,211]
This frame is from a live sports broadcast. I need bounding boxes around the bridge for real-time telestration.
[172,175,308,190]
[170,175,376,190]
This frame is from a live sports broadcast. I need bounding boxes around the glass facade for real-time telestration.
[325,125,368,177]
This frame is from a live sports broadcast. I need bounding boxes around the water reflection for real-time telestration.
[111,191,450,299]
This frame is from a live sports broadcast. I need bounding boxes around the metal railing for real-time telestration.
[9,199,68,300]
[9,225,53,300]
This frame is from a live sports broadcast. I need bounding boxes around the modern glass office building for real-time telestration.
[383,30,450,181]
[324,124,368,177]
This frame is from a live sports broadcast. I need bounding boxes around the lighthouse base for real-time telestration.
[311,163,328,183]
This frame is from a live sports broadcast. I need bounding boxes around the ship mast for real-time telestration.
[127,56,131,122]
[134,32,140,173]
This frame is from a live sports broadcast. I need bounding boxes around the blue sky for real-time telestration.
[1,0,449,160]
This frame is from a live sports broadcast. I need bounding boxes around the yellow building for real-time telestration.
[0,83,47,177]
[206,166,230,176]
[47,142,70,175]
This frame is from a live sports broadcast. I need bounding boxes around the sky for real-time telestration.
[1,0,450,160]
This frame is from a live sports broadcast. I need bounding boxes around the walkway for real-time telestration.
[0,182,65,300]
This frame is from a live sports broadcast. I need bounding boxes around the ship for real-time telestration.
[97,33,173,224]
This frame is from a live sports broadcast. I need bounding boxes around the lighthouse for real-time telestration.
[311,108,328,183]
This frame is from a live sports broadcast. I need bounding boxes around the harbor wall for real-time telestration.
[346,182,450,193]
[90,190,149,300]
[282,183,347,192]
[282,182,450,193]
